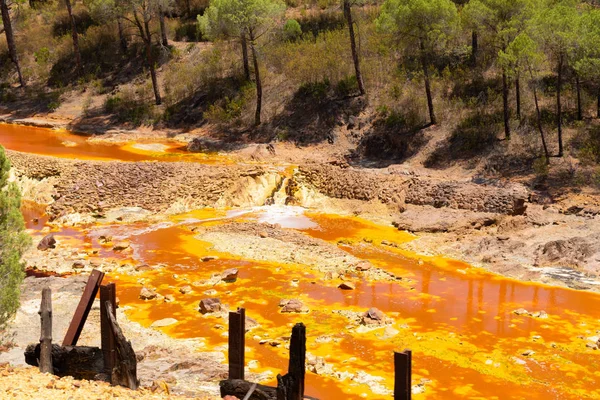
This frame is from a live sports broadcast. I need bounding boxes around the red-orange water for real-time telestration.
[0,123,230,163]
[23,205,600,399]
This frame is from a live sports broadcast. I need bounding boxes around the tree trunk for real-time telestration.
[241,34,251,81]
[65,0,82,74]
[0,0,25,86]
[158,6,168,47]
[471,30,478,66]
[515,75,521,121]
[530,69,550,162]
[343,0,365,96]
[117,17,127,53]
[502,70,510,140]
[185,0,191,17]
[38,287,53,374]
[597,87,600,119]
[144,21,162,105]
[249,31,261,126]
[419,39,436,125]
[576,74,582,121]
[557,55,564,157]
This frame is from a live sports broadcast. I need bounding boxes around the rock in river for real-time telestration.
[280,299,308,313]
[221,268,239,282]
[199,298,222,314]
[139,287,157,300]
[37,234,56,250]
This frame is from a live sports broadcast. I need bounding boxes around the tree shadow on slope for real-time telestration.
[163,76,247,130]
[48,36,169,89]
[425,111,502,169]
[354,109,430,166]
[260,78,366,145]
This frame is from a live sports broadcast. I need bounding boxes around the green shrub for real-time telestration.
[335,75,358,97]
[284,19,302,41]
[104,85,157,125]
[298,79,330,99]
[204,82,255,123]
[0,146,30,328]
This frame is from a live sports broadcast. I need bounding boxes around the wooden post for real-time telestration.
[63,269,105,346]
[38,287,53,374]
[100,283,117,376]
[228,307,246,380]
[105,302,138,389]
[394,349,412,400]
[276,322,306,400]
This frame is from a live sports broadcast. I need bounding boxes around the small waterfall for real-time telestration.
[265,175,293,206]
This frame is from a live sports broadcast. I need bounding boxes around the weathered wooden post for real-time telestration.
[38,287,53,374]
[276,322,306,400]
[105,302,138,389]
[229,307,246,380]
[63,269,104,346]
[100,283,117,376]
[394,349,412,400]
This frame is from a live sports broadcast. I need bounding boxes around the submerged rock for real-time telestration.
[112,241,130,251]
[151,318,178,328]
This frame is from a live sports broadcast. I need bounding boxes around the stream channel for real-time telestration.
[3,123,600,399]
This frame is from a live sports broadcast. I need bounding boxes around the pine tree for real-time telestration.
[0,146,30,327]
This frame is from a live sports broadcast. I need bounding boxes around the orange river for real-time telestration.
[7,125,600,399]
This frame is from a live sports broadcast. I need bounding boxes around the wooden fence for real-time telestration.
[27,270,413,400]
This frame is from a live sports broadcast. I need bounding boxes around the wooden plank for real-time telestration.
[100,283,117,376]
[63,269,104,346]
[276,323,306,400]
[394,349,412,400]
[106,302,138,389]
[228,307,246,380]
[38,287,53,374]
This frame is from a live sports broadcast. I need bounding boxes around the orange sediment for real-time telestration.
[23,207,600,399]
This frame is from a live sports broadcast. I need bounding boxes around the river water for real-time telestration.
[5,124,600,399]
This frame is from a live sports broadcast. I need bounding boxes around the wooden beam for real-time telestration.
[276,323,306,400]
[394,349,412,400]
[100,283,117,376]
[229,307,246,380]
[25,344,104,380]
[38,287,53,374]
[63,269,104,346]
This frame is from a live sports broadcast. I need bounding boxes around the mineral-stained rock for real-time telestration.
[112,242,130,251]
[338,282,355,290]
[72,260,85,269]
[361,307,387,325]
[163,294,175,303]
[281,299,307,313]
[201,255,219,262]
[221,268,239,282]
[199,298,222,314]
[139,287,157,300]
[150,318,178,328]
[179,285,192,294]
[37,234,56,250]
